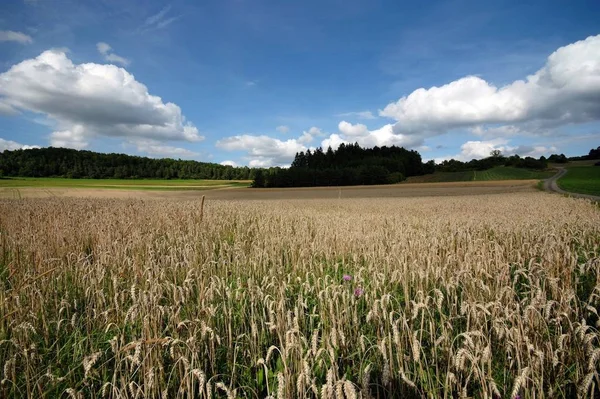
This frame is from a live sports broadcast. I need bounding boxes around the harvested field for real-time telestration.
[0,191,599,398]
[0,179,539,201]
[0,178,251,189]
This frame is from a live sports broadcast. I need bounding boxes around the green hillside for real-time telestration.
[406,166,554,183]
[474,167,555,181]
[558,165,600,196]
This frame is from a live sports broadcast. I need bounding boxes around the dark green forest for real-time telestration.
[435,152,549,172]
[1,145,597,186]
[251,143,434,187]
[0,147,257,180]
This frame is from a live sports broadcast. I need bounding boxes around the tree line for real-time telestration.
[2,144,596,185]
[435,152,549,172]
[568,146,600,161]
[251,145,600,188]
[252,143,434,187]
[0,147,258,180]
[435,146,599,173]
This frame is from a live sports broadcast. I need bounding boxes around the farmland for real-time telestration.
[0,177,251,190]
[405,167,555,183]
[557,165,600,197]
[1,190,599,398]
[474,167,555,181]
[0,179,540,201]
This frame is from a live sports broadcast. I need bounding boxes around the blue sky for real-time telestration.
[0,0,599,167]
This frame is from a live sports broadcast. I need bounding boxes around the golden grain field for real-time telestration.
[0,193,599,398]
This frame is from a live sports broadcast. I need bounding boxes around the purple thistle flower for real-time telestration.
[343,274,352,281]
[354,287,364,297]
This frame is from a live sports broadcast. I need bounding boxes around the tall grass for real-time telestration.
[0,193,599,398]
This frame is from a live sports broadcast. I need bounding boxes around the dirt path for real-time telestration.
[543,167,600,201]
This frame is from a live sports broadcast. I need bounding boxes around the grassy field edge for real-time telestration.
[557,165,600,196]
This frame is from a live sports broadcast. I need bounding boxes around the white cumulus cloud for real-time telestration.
[216,134,308,167]
[298,127,321,144]
[50,125,89,149]
[128,139,197,158]
[321,134,348,151]
[0,30,33,44]
[220,160,238,167]
[434,138,557,163]
[217,126,324,166]
[321,121,423,151]
[0,138,40,151]
[0,49,203,149]
[249,158,276,168]
[217,121,427,167]
[338,121,369,137]
[380,34,600,134]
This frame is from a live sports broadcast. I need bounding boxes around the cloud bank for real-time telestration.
[322,121,422,150]
[434,139,557,163]
[216,133,310,167]
[220,35,600,166]
[0,50,202,151]
[0,138,40,152]
[217,122,423,167]
[380,34,600,135]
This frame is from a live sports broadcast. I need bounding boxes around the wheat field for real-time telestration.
[0,193,599,398]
